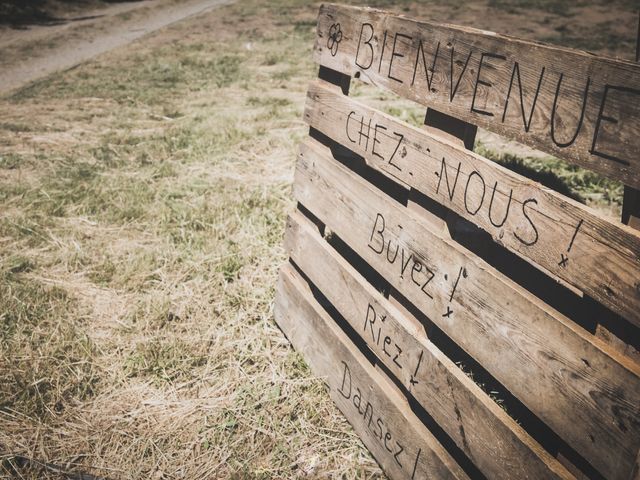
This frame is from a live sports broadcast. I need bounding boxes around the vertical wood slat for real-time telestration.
[389,109,477,329]
[622,187,640,229]
[622,13,640,231]
[596,12,640,361]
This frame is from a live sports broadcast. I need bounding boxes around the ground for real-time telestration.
[0,0,637,478]
[0,0,232,94]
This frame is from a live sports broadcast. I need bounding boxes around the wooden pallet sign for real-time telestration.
[274,5,640,480]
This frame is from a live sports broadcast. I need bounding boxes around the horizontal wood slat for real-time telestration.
[284,210,574,480]
[303,80,640,327]
[274,264,469,480]
[313,4,640,188]
[293,138,640,480]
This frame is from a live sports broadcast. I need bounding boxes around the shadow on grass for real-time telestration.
[1,455,110,480]
[498,154,584,203]
[0,0,142,27]
[475,146,588,204]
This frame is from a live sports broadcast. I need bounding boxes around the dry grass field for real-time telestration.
[0,0,638,478]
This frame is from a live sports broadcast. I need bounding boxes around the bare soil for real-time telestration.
[0,0,232,95]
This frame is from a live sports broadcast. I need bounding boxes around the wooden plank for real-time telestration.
[274,264,469,480]
[304,80,640,327]
[313,4,640,188]
[622,17,640,232]
[284,211,574,480]
[593,13,640,365]
[293,138,640,480]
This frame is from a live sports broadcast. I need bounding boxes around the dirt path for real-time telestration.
[0,0,232,96]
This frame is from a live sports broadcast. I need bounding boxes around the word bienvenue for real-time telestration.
[333,19,639,167]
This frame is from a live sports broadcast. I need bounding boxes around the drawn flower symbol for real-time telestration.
[327,23,343,56]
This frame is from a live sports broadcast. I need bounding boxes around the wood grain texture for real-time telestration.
[274,264,469,480]
[313,4,640,188]
[293,137,640,480]
[304,80,640,327]
[284,210,574,480]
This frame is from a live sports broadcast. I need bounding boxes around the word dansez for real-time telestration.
[337,360,424,477]
[350,22,639,166]
[368,213,436,299]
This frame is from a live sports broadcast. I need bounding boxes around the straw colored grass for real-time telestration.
[0,0,636,478]
[0,1,383,477]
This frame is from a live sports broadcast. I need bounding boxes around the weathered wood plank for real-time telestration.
[623,14,640,234]
[313,4,640,188]
[284,210,574,480]
[293,138,640,480]
[274,264,469,480]
[304,80,640,327]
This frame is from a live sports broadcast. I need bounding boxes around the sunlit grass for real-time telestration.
[0,0,635,478]
[0,0,387,478]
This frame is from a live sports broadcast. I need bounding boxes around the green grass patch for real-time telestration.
[124,337,207,384]
[3,0,630,477]
[0,153,24,169]
[476,143,624,206]
[0,272,98,420]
